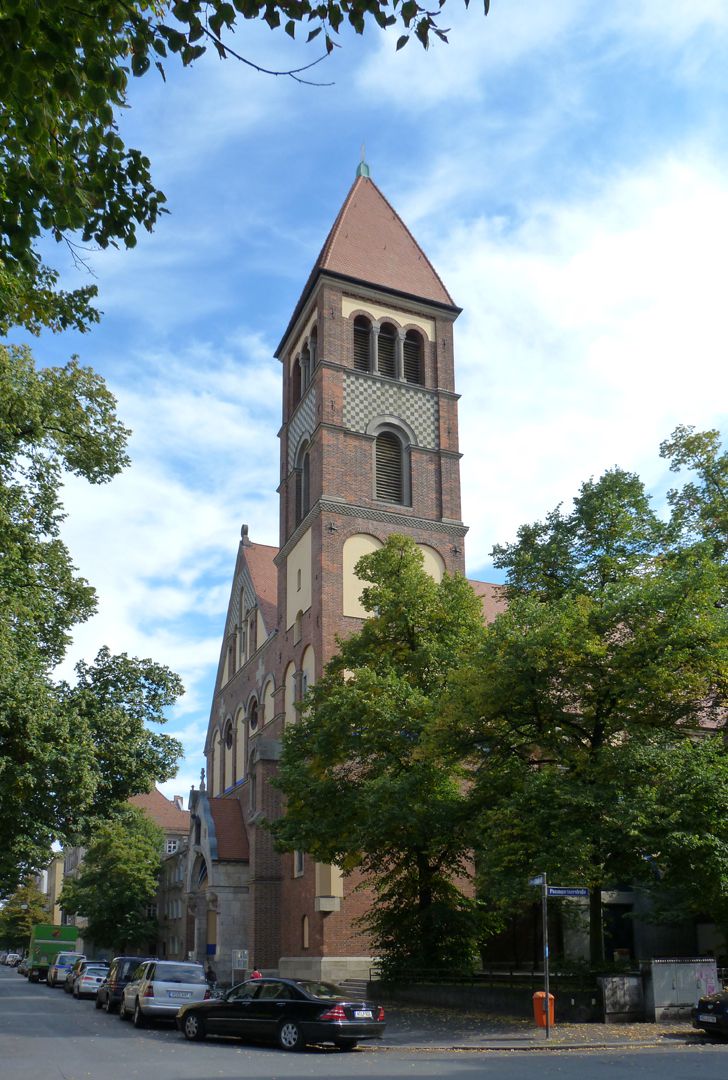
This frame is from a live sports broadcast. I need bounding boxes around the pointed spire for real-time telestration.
[356,144,370,179]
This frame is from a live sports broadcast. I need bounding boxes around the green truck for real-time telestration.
[27,924,79,983]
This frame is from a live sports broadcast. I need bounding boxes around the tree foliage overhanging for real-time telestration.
[0,0,486,337]
[273,427,727,971]
[58,805,165,951]
[272,535,491,976]
[0,344,183,896]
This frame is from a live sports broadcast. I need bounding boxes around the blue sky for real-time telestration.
[20,1,728,800]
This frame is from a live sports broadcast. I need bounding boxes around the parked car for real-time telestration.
[95,956,155,1014]
[17,957,29,977]
[692,989,728,1038]
[64,956,90,993]
[73,962,110,999]
[120,960,209,1027]
[176,976,386,1051]
[48,952,85,988]
[4,953,21,967]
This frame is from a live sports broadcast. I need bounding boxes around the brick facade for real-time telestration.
[198,170,479,982]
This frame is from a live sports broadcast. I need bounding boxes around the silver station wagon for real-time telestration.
[119,960,210,1027]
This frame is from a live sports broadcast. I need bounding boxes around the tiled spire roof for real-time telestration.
[277,169,457,355]
[313,174,455,307]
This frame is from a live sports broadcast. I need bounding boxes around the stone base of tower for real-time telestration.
[279,955,377,982]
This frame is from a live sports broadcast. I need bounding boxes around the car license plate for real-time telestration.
[354,1010,372,1018]
[168,991,192,999]
[698,1014,717,1023]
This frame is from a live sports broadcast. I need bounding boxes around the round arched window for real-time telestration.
[225,725,233,750]
[249,699,259,730]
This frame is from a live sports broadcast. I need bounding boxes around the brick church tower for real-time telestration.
[197,165,487,982]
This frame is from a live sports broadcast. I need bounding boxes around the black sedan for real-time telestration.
[176,976,385,1050]
[692,989,728,1037]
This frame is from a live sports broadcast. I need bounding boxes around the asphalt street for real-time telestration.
[1,966,726,1080]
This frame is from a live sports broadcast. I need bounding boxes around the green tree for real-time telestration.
[0,881,48,949]
[1,0,485,336]
[59,806,165,951]
[441,453,727,964]
[271,535,489,976]
[0,344,183,894]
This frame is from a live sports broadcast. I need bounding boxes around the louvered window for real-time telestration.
[403,331,423,384]
[377,324,396,378]
[353,317,370,371]
[376,432,403,502]
[295,450,310,525]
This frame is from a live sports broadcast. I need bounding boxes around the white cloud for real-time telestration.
[443,152,728,574]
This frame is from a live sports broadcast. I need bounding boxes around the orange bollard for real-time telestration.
[532,991,555,1028]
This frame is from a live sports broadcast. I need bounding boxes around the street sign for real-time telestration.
[529,875,544,886]
[546,886,589,898]
[231,949,249,969]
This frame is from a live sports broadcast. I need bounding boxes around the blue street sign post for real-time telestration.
[532,879,590,1040]
[542,875,550,1039]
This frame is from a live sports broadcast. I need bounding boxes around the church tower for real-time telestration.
[201,164,471,984]
[271,164,467,977]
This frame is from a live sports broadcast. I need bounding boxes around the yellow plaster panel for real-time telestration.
[418,544,445,583]
[235,709,246,780]
[315,862,344,898]
[343,534,382,618]
[341,296,434,340]
[301,644,316,693]
[263,679,275,725]
[256,609,266,649]
[286,528,312,628]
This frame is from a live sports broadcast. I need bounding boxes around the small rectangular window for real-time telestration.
[294,851,305,877]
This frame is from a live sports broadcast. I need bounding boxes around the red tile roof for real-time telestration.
[315,176,455,306]
[277,174,458,356]
[209,798,249,861]
[468,579,508,624]
[128,788,190,833]
[244,541,278,630]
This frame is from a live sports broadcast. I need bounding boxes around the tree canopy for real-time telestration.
[59,805,165,951]
[0,881,48,949]
[0,344,183,895]
[1,0,486,337]
[439,432,727,962]
[271,534,489,976]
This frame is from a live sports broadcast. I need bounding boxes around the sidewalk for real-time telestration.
[378,1005,712,1051]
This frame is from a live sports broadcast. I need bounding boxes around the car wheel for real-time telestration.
[94,994,102,1010]
[47,976,54,988]
[182,1013,206,1041]
[133,1001,146,1029]
[334,1040,358,1051]
[119,997,130,1021]
[104,995,115,1014]
[277,1020,304,1051]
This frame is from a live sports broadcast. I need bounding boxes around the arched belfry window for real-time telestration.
[353,316,371,372]
[403,330,423,384]
[301,343,311,389]
[375,430,407,503]
[291,357,302,406]
[310,325,318,367]
[377,323,396,378]
[295,441,310,526]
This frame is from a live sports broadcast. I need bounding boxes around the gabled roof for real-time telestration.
[278,173,458,355]
[129,788,190,833]
[208,798,249,861]
[243,541,278,631]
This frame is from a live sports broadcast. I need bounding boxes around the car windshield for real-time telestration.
[154,965,205,984]
[293,980,347,1000]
